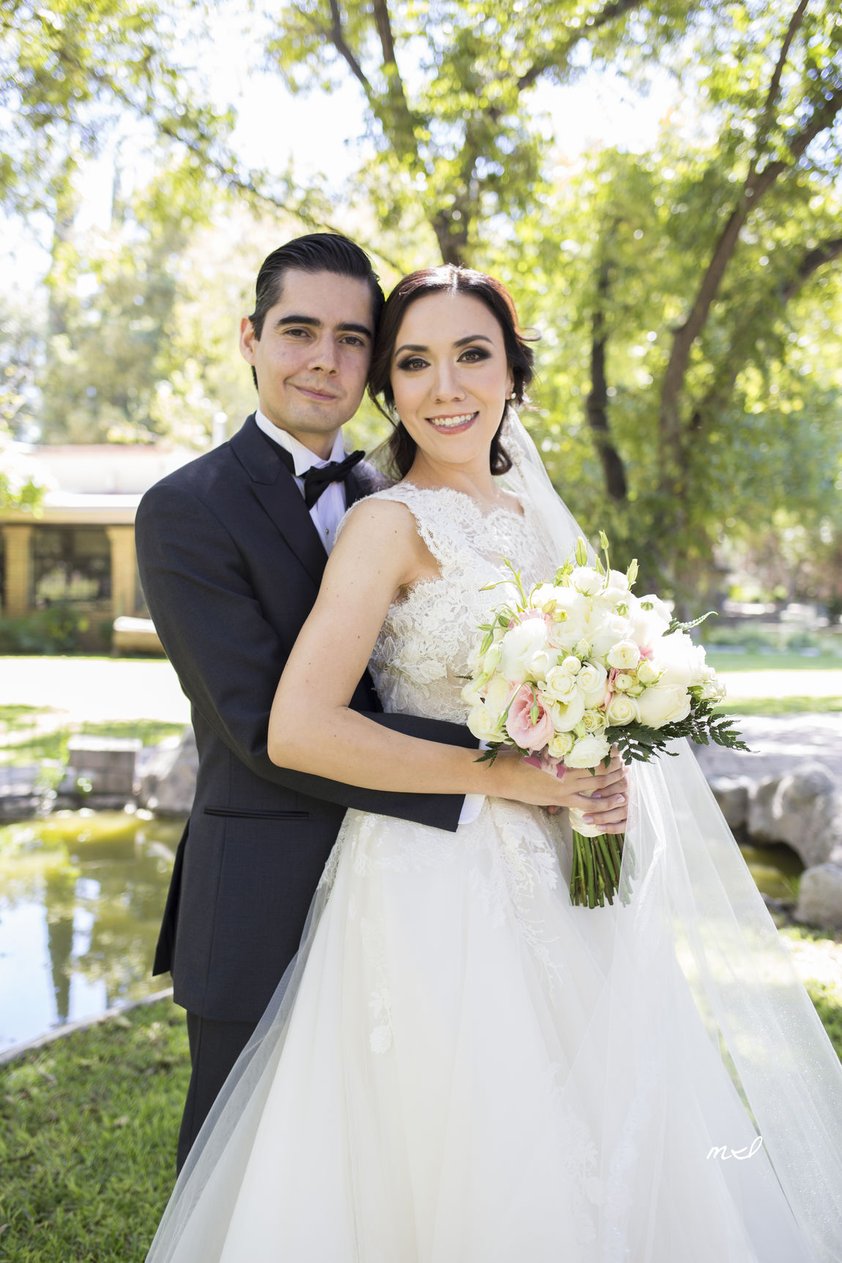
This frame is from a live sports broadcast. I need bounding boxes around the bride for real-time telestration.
[147,266,842,1261]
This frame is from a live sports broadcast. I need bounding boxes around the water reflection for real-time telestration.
[0,810,804,1053]
[0,810,183,1052]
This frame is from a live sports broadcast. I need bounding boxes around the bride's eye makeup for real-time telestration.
[395,345,493,372]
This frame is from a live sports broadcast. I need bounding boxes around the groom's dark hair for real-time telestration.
[249,233,385,342]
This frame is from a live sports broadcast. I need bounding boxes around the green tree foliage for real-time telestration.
[260,1,841,608]
[267,0,700,265]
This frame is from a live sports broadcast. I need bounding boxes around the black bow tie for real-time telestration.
[275,444,365,509]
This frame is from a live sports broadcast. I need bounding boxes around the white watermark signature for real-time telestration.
[706,1136,763,1161]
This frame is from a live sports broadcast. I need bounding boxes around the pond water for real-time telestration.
[0,810,805,1055]
[0,810,182,1054]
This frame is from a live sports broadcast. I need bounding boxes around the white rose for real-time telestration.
[699,668,725,703]
[605,694,640,726]
[548,730,576,759]
[467,703,505,743]
[636,658,660,686]
[637,684,692,728]
[543,664,580,703]
[500,618,550,681]
[560,655,582,676]
[606,639,641,670]
[651,631,705,691]
[578,707,607,735]
[565,733,611,769]
[550,692,586,732]
[576,661,608,706]
[613,671,635,692]
[589,613,634,660]
[569,566,603,596]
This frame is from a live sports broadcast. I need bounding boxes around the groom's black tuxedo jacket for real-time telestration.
[135,414,473,1024]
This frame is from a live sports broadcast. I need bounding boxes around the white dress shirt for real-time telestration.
[255,409,348,553]
[254,409,482,826]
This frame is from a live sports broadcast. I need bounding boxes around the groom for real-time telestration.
[135,233,479,1169]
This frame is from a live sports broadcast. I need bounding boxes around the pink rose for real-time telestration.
[505,684,555,752]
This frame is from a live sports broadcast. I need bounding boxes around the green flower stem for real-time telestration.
[570,831,630,908]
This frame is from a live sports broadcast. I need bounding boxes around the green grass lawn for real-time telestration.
[705,649,842,672]
[0,708,185,767]
[717,696,842,717]
[0,1000,188,1262]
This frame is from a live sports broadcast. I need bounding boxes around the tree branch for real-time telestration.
[779,235,842,305]
[688,234,842,432]
[752,0,809,157]
[324,0,373,97]
[658,35,842,470]
[155,117,408,273]
[516,0,645,94]
[586,249,628,501]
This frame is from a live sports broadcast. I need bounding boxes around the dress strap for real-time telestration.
[366,483,468,573]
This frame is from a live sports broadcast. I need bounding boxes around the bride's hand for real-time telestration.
[488,750,628,832]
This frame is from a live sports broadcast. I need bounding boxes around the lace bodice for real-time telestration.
[357,482,556,723]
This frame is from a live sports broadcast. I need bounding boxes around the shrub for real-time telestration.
[0,605,90,654]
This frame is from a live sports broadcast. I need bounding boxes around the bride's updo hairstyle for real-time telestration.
[369,265,536,479]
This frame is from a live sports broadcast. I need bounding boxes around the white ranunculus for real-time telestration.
[606,694,640,726]
[637,683,692,728]
[548,730,576,759]
[550,692,586,733]
[576,661,608,706]
[565,733,611,768]
[543,664,580,703]
[500,617,550,681]
[606,639,641,670]
[636,658,661,686]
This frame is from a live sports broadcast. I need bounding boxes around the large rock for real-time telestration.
[708,776,750,830]
[796,862,842,931]
[747,763,842,869]
[136,726,197,816]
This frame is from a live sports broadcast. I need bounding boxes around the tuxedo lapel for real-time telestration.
[230,416,328,588]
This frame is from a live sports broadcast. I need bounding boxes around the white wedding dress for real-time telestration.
[148,469,842,1261]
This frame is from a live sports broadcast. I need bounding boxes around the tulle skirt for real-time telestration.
[148,746,842,1262]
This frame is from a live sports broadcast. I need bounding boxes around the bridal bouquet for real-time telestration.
[462,534,746,909]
